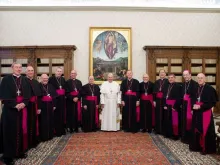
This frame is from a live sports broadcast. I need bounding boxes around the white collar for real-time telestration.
[13,74,21,78]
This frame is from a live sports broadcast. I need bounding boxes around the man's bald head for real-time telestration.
[143,73,149,82]
[197,73,206,86]
[89,76,94,84]
[71,69,77,79]
[41,74,49,85]
[26,66,34,79]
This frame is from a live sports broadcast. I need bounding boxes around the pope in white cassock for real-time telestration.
[100,73,121,131]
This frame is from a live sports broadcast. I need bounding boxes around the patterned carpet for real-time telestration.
[14,132,220,165]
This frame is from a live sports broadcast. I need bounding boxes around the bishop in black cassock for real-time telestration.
[65,70,82,133]
[39,74,58,141]
[139,74,154,133]
[81,76,100,132]
[0,63,31,165]
[162,74,182,139]
[26,66,42,148]
[153,69,168,134]
[181,70,198,143]
[190,73,218,155]
[120,70,140,133]
[49,67,66,136]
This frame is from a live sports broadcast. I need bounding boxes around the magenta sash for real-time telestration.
[141,94,155,126]
[56,89,65,96]
[16,96,28,151]
[29,96,39,136]
[125,91,136,96]
[183,94,192,131]
[70,91,82,122]
[156,92,163,99]
[85,96,99,126]
[125,91,140,122]
[166,99,178,136]
[42,96,53,102]
[136,106,140,122]
[196,102,212,152]
[56,89,66,124]
[30,96,37,102]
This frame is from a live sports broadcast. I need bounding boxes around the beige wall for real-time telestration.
[0,10,220,84]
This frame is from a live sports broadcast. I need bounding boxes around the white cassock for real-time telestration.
[100,81,121,131]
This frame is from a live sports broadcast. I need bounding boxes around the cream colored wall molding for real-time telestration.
[1,0,220,12]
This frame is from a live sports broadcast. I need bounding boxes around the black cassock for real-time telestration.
[81,84,100,132]
[189,84,218,154]
[49,76,66,136]
[139,81,154,132]
[65,79,82,132]
[0,75,31,159]
[153,78,168,134]
[162,82,182,139]
[39,83,57,141]
[120,78,140,133]
[181,79,198,143]
[26,77,41,148]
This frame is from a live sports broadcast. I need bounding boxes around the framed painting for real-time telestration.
[89,27,132,84]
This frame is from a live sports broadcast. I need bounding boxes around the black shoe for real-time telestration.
[75,129,79,133]
[172,136,179,141]
[3,157,15,165]
[200,151,207,155]
[16,153,27,159]
[147,130,152,133]
[141,129,146,133]
[69,128,74,133]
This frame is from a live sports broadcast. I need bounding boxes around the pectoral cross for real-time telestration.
[17,89,21,96]
[59,86,62,89]
[197,97,200,102]
[110,89,112,94]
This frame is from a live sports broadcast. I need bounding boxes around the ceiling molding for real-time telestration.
[1,6,220,13]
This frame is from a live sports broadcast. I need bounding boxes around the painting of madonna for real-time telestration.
[90,27,131,84]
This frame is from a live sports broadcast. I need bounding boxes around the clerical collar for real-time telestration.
[56,76,61,79]
[128,78,132,81]
[199,83,205,87]
[27,76,33,80]
[13,74,21,78]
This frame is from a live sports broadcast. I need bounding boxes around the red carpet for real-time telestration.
[54,132,170,165]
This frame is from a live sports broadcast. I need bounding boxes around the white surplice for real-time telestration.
[100,81,121,131]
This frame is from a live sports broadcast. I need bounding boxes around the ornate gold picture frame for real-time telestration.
[89,27,132,84]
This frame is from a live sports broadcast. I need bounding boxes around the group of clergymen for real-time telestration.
[0,62,219,165]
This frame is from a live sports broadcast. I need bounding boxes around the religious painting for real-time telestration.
[89,27,132,84]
